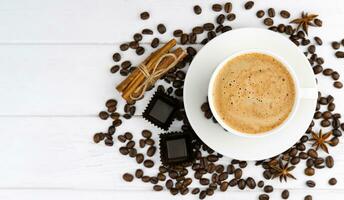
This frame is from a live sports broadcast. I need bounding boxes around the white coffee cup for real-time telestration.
[208,49,316,138]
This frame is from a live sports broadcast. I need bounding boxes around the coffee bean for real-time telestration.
[142,176,150,182]
[207,31,216,40]
[299,152,308,159]
[110,65,120,74]
[150,177,158,184]
[152,185,163,191]
[224,2,232,13]
[203,23,215,31]
[334,81,343,88]
[112,53,121,62]
[227,13,236,21]
[180,34,189,44]
[301,38,310,46]
[216,14,225,24]
[173,30,183,38]
[157,24,166,34]
[150,38,159,48]
[199,191,206,199]
[119,69,129,76]
[308,45,316,54]
[304,195,313,200]
[319,97,328,105]
[256,10,265,18]
[280,10,290,18]
[207,154,219,162]
[305,167,315,176]
[290,157,300,165]
[193,5,202,15]
[331,71,340,80]
[281,189,289,199]
[93,133,104,143]
[234,168,243,179]
[306,180,316,188]
[145,138,155,146]
[128,41,139,50]
[325,156,334,168]
[323,68,333,76]
[142,29,153,35]
[246,177,256,189]
[264,185,273,193]
[135,46,145,55]
[143,159,154,168]
[147,146,156,157]
[263,170,272,179]
[121,61,132,69]
[307,149,318,158]
[123,173,134,182]
[300,135,309,143]
[335,51,344,58]
[120,43,129,51]
[329,178,337,185]
[263,18,274,26]
[267,8,275,17]
[227,178,237,187]
[321,119,331,127]
[239,161,248,168]
[218,172,228,181]
[277,24,286,33]
[322,111,332,119]
[134,169,143,179]
[237,179,246,190]
[200,178,210,185]
[191,187,200,194]
[98,111,109,120]
[258,180,264,188]
[218,181,228,191]
[212,4,222,12]
[330,137,339,146]
[314,18,322,26]
[332,41,340,49]
[259,194,270,200]
[157,173,166,181]
[226,164,235,174]
[140,11,149,20]
[126,141,135,149]
[244,1,254,10]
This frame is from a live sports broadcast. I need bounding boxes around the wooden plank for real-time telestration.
[0,117,343,190]
[0,44,198,115]
[1,0,344,43]
[0,188,344,200]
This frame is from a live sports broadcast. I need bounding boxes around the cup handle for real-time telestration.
[300,88,318,99]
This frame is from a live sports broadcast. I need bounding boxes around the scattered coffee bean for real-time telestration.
[259,194,270,200]
[238,179,246,190]
[212,4,222,12]
[244,1,254,10]
[157,24,166,34]
[193,5,202,15]
[142,28,153,35]
[217,14,225,24]
[150,38,159,48]
[120,43,129,51]
[234,168,243,179]
[173,29,183,37]
[264,185,273,193]
[200,178,210,185]
[143,159,154,168]
[227,13,236,21]
[305,167,315,176]
[93,133,104,143]
[256,10,265,18]
[306,180,316,187]
[258,180,265,188]
[99,111,109,120]
[140,11,150,20]
[332,71,340,80]
[246,177,256,189]
[263,18,274,26]
[180,34,189,44]
[335,51,344,58]
[123,173,134,182]
[147,146,156,157]
[112,53,121,62]
[281,189,289,199]
[314,18,322,26]
[325,156,334,168]
[280,10,290,18]
[224,2,232,13]
[305,195,313,200]
[329,177,337,185]
[334,81,343,88]
[332,41,340,50]
[267,8,275,17]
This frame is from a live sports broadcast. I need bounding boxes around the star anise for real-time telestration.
[271,160,296,182]
[309,129,332,153]
[290,12,318,34]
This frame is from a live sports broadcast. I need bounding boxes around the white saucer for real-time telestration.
[184,28,318,161]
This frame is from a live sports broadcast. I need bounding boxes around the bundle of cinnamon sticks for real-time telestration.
[116,39,187,103]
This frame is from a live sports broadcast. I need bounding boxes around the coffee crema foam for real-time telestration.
[213,53,296,134]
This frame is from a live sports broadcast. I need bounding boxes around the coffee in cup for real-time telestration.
[211,52,296,134]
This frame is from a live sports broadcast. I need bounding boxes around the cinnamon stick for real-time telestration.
[116,39,176,92]
[123,47,187,101]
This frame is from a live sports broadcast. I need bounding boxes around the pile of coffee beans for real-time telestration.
[93,1,342,200]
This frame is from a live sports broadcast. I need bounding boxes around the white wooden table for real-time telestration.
[1,0,344,199]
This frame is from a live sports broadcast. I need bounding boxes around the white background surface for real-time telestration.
[0,0,344,199]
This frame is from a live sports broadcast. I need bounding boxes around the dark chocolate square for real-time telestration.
[142,89,180,130]
[159,132,195,166]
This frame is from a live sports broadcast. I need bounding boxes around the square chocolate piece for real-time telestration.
[159,132,195,166]
[142,90,180,130]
